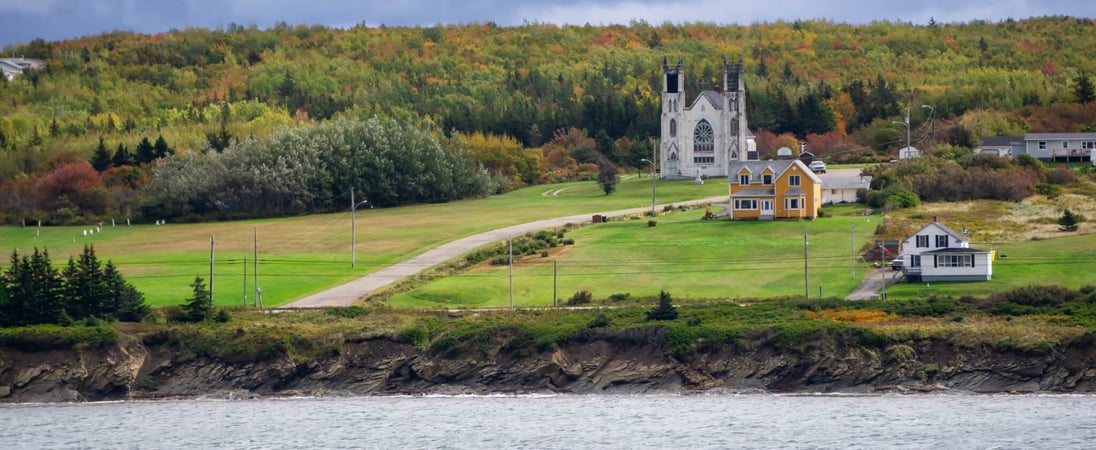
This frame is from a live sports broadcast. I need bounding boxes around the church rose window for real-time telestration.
[694,120,714,152]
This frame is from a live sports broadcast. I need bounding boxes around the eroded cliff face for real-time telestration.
[3,330,1095,402]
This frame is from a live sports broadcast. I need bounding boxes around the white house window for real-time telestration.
[910,255,921,268]
[734,199,758,210]
[1083,141,1096,149]
[937,255,973,267]
[763,174,773,185]
[786,198,801,210]
[1063,141,1069,148]
[694,120,714,152]
[788,175,801,186]
[916,235,929,247]
[935,235,948,248]
[739,174,750,185]
[1038,141,1047,150]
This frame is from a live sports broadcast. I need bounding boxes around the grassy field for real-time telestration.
[387,204,876,307]
[1,175,727,307]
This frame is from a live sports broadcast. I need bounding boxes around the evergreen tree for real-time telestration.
[183,276,213,322]
[646,290,678,321]
[49,118,59,137]
[134,136,156,164]
[1073,72,1095,104]
[103,261,148,322]
[91,136,112,172]
[4,249,67,326]
[206,103,233,152]
[62,245,106,321]
[153,135,173,158]
[1058,208,1081,231]
[112,143,133,167]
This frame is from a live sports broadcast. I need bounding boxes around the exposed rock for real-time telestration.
[2,330,1095,402]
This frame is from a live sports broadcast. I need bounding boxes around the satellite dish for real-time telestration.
[776,147,793,157]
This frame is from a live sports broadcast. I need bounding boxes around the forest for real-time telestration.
[2,17,1096,223]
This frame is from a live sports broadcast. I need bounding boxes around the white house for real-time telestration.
[821,175,872,205]
[973,136,1018,157]
[898,220,992,282]
[659,55,757,180]
[976,133,1096,162]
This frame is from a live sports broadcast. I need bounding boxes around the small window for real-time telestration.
[740,174,750,185]
[669,119,677,138]
[1038,141,1047,150]
[935,235,948,248]
[786,198,801,210]
[1063,141,1069,149]
[1083,141,1095,149]
[763,174,773,185]
[910,255,921,268]
[916,235,929,248]
[788,175,801,186]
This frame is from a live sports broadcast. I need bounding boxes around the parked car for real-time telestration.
[890,257,904,271]
[809,161,827,173]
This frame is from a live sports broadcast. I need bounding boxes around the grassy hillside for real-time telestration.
[1,176,726,306]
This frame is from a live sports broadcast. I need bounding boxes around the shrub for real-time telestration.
[647,220,657,227]
[1036,183,1061,199]
[587,312,611,328]
[608,293,631,302]
[646,290,678,321]
[567,290,593,305]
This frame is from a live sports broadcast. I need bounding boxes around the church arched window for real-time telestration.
[669,119,677,138]
[694,120,714,153]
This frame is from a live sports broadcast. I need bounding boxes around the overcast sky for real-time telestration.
[2,0,1094,47]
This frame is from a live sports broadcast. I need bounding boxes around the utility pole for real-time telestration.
[803,231,809,300]
[209,234,215,304]
[553,259,557,308]
[351,188,356,268]
[509,235,514,310]
[253,227,259,308]
[851,223,856,279]
[243,254,247,306]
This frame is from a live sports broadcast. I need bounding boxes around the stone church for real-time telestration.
[659,55,757,180]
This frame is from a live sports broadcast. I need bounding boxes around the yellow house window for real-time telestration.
[788,175,801,186]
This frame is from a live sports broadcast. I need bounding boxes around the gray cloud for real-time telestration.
[2,0,1093,46]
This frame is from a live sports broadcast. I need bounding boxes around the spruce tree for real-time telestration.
[103,261,148,322]
[153,135,172,158]
[1058,208,1081,231]
[112,143,133,167]
[646,290,679,321]
[134,137,156,164]
[1074,73,1095,104]
[91,136,112,172]
[183,276,213,322]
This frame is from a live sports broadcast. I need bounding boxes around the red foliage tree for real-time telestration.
[33,162,105,213]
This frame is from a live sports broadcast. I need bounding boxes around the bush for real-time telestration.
[1036,183,1061,199]
[567,290,593,305]
[646,290,678,321]
[647,220,658,227]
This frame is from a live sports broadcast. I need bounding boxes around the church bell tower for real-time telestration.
[722,54,752,177]
[661,57,685,178]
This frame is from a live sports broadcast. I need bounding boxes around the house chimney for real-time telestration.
[933,216,937,222]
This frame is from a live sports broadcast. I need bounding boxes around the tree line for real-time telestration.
[0,245,148,327]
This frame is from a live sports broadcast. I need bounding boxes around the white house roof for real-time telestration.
[910,221,968,244]
[1025,133,1096,140]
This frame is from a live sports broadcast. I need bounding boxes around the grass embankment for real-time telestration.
[6,288,1094,363]
[386,204,876,307]
[0,176,726,307]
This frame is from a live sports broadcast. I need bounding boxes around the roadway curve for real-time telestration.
[284,195,728,307]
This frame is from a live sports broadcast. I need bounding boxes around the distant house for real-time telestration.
[726,160,821,220]
[898,146,921,159]
[898,220,992,282]
[0,58,45,81]
[821,174,872,205]
[973,136,1019,157]
[976,133,1096,162]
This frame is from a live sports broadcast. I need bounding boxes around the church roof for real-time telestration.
[692,90,724,110]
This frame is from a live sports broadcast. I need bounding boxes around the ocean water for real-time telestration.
[2,393,1094,449]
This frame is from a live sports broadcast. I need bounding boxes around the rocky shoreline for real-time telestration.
[3,330,1095,403]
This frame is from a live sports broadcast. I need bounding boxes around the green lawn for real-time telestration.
[388,204,876,307]
[883,233,1096,299]
[1,176,728,307]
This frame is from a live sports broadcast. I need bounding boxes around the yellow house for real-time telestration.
[727,160,822,220]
